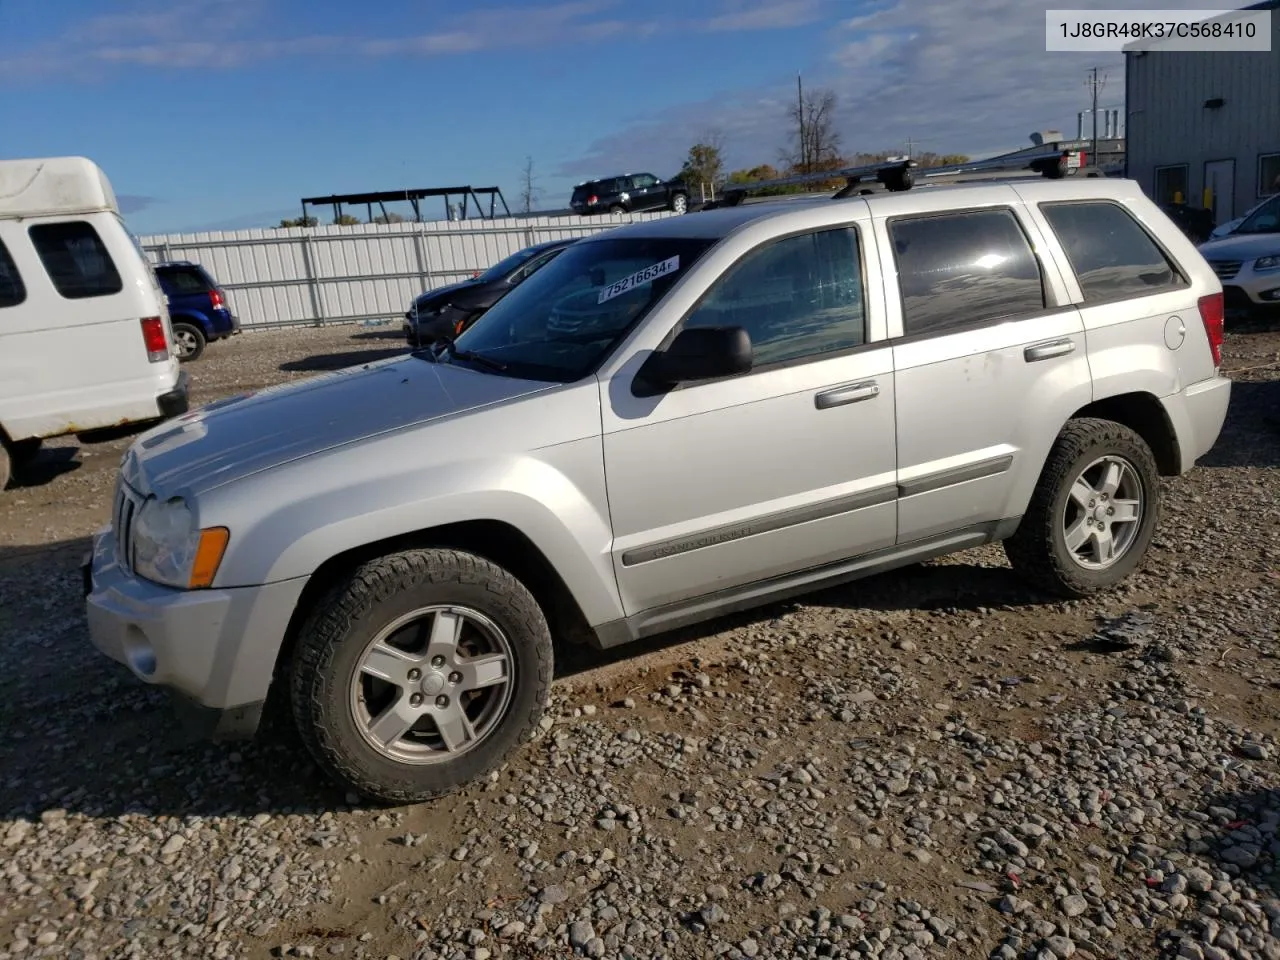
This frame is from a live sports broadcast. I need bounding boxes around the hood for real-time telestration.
[1199,232,1280,260]
[121,354,553,497]
[415,278,479,308]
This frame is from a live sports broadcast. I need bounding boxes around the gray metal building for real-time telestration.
[1125,0,1280,225]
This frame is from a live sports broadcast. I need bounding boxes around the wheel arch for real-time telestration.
[1068,391,1181,476]
[266,518,597,714]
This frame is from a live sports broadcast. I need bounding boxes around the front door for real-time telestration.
[875,202,1093,544]
[601,223,899,616]
[1205,159,1236,224]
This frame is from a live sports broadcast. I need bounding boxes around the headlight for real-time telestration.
[132,496,229,589]
[1254,255,1280,272]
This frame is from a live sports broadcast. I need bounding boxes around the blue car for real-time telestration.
[154,260,240,362]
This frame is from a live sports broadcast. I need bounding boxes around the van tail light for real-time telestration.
[588,195,598,205]
[209,289,225,310]
[140,316,170,363]
[1197,292,1224,368]
[454,318,465,336]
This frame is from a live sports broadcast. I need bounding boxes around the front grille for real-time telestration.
[1209,260,1242,281]
[112,480,142,572]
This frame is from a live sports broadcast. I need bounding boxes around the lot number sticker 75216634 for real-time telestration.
[597,256,680,304]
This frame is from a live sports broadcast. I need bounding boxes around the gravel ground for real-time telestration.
[2,320,1279,960]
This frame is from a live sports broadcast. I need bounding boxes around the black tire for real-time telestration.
[289,548,554,805]
[8,437,40,467]
[172,322,206,362]
[608,204,626,214]
[670,193,689,214]
[0,444,9,492]
[1004,417,1161,599]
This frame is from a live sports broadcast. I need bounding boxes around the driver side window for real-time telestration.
[681,227,866,367]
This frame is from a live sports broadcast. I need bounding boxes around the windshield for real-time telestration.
[477,246,543,283]
[450,235,717,382]
[1236,194,1280,235]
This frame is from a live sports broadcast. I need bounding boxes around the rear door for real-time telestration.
[874,191,1093,544]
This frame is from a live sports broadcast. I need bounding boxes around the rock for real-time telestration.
[1061,894,1088,918]
[569,921,595,949]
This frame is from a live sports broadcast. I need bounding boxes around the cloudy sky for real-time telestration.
[0,0,1207,233]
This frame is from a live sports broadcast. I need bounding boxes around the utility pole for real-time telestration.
[904,137,918,159]
[1085,68,1107,171]
[797,73,807,173]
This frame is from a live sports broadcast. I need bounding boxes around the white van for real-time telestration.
[0,156,188,489]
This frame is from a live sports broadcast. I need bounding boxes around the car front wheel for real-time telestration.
[1004,417,1161,598]
[289,548,554,805]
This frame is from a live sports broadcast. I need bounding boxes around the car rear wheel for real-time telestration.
[172,322,206,362]
[671,193,688,214]
[289,548,554,805]
[1004,417,1161,598]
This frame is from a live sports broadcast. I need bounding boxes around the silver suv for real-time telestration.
[84,177,1232,804]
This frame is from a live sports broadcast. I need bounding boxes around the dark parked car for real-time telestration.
[404,238,575,345]
[153,260,239,362]
[1159,202,1216,244]
[570,173,689,216]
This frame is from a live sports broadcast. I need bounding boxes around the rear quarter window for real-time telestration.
[28,221,124,300]
[1039,201,1185,302]
[0,238,25,308]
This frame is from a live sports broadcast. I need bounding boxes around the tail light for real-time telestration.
[1197,292,1224,368]
[209,289,225,310]
[140,316,170,363]
[588,195,598,205]
[454,318,465,336]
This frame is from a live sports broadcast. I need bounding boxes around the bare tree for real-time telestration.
[519,156,541,215]
[780,83,842,175]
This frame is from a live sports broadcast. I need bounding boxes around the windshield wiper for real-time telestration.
[441,338,508,373]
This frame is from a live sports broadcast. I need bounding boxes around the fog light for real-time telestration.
[1259,288,1280,302]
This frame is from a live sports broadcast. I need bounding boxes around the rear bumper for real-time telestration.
[1163,375,1232,473]
[157,370,190,419]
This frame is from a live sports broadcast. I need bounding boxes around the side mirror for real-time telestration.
[637,326,752,393]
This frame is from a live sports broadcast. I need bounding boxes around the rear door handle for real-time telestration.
[1024,339,1076,362]
[815,380,879,410]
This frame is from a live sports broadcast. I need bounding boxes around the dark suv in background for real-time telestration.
[154,260,239,362]
[570,173,689,216]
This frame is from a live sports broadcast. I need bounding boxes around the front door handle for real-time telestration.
[815,380,879,410]
[1024,339,1076,362]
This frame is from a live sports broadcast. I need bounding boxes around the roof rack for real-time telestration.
[707,148,1084,208]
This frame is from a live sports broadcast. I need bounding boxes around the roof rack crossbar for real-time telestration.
[711,148,1080,207]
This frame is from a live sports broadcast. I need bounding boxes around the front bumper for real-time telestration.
[83,526,309,740]
[157,370,190,419]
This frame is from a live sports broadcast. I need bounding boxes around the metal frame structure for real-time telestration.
[300,186,512,225]
[707,148,1087,208]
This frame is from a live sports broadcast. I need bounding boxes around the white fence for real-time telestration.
[137,211,676,330]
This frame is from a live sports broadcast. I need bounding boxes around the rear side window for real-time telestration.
[1039,201,1183,302]
[28,221,124,300]
[889,208,1046,337]
[157,267,211,294]
[0,238,25,308]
